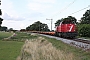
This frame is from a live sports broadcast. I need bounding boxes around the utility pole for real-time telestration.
[46,18,53,31]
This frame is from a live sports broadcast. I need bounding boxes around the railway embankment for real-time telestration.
[40,34,90,51]
[17,37,74,60]
[17,33,90,60]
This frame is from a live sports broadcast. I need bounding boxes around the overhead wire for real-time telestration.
[69,5,90,15]
[50,0,77,18]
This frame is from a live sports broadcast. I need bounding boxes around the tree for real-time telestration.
[66,16,77,23]
[40,23,50,31]
[78,24,90,37]
[8,28,13,31]
[55,18,63,27]
[26,21,50,31]
[55,16,77,27]
[0,26,7,31]
[0,18,3,27]
[0,9,3,27]
[0,0,1,5]
[0,9,2,15]
[80,9,90,24]
[20,29,26,32]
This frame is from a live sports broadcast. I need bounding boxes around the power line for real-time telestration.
[51,0,77,18]
[46,0,77,30]
[69,5,90,15]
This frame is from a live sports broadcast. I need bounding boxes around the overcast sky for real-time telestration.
[1,0,90,30]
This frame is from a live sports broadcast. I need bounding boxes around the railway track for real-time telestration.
[38,33,90,51]
[39,32,90,44]
[39,33,90,44]
[73,38,90,44]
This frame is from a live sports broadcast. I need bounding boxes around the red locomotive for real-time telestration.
[55,19,77,38]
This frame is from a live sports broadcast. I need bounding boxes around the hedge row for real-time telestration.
[77,24,90,37]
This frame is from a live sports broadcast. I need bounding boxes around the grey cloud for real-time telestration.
[2,13,25,21]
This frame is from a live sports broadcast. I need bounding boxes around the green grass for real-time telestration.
[0,40,24,60]
[43,37,90,60]
[0,32,13,40]
[0,32,90,60]
[10,32,38,41]
[0,32,38,60]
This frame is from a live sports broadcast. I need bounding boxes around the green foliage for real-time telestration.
[0,9,2,15]
[0,26,7,31]
[77,24,90,37]
[0,18,3,27]
[55,18,63,27]
[8,28,13,31]
[66,16,77,23]
[26,21,50,31]
[0,9,3,27]
[80,9,90,24]
[55,16,77,27]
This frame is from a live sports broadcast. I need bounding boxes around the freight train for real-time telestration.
[24,19,77,38]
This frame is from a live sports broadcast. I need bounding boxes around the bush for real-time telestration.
[17,37,74,60]
[77,24,90,37]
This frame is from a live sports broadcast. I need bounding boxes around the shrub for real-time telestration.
[78,24,90,37]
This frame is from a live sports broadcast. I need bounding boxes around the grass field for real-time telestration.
[0,32,38,60]
[0,32,13,40]
[0,40,24,60]
[0,32,90,60]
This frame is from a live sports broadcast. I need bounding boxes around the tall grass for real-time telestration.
[17,37,74,60]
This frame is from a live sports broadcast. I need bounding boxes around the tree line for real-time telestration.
[26,21,50,31]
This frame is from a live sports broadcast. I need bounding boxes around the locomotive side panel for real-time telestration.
[67,24,76,32]
[56,24,76,32]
